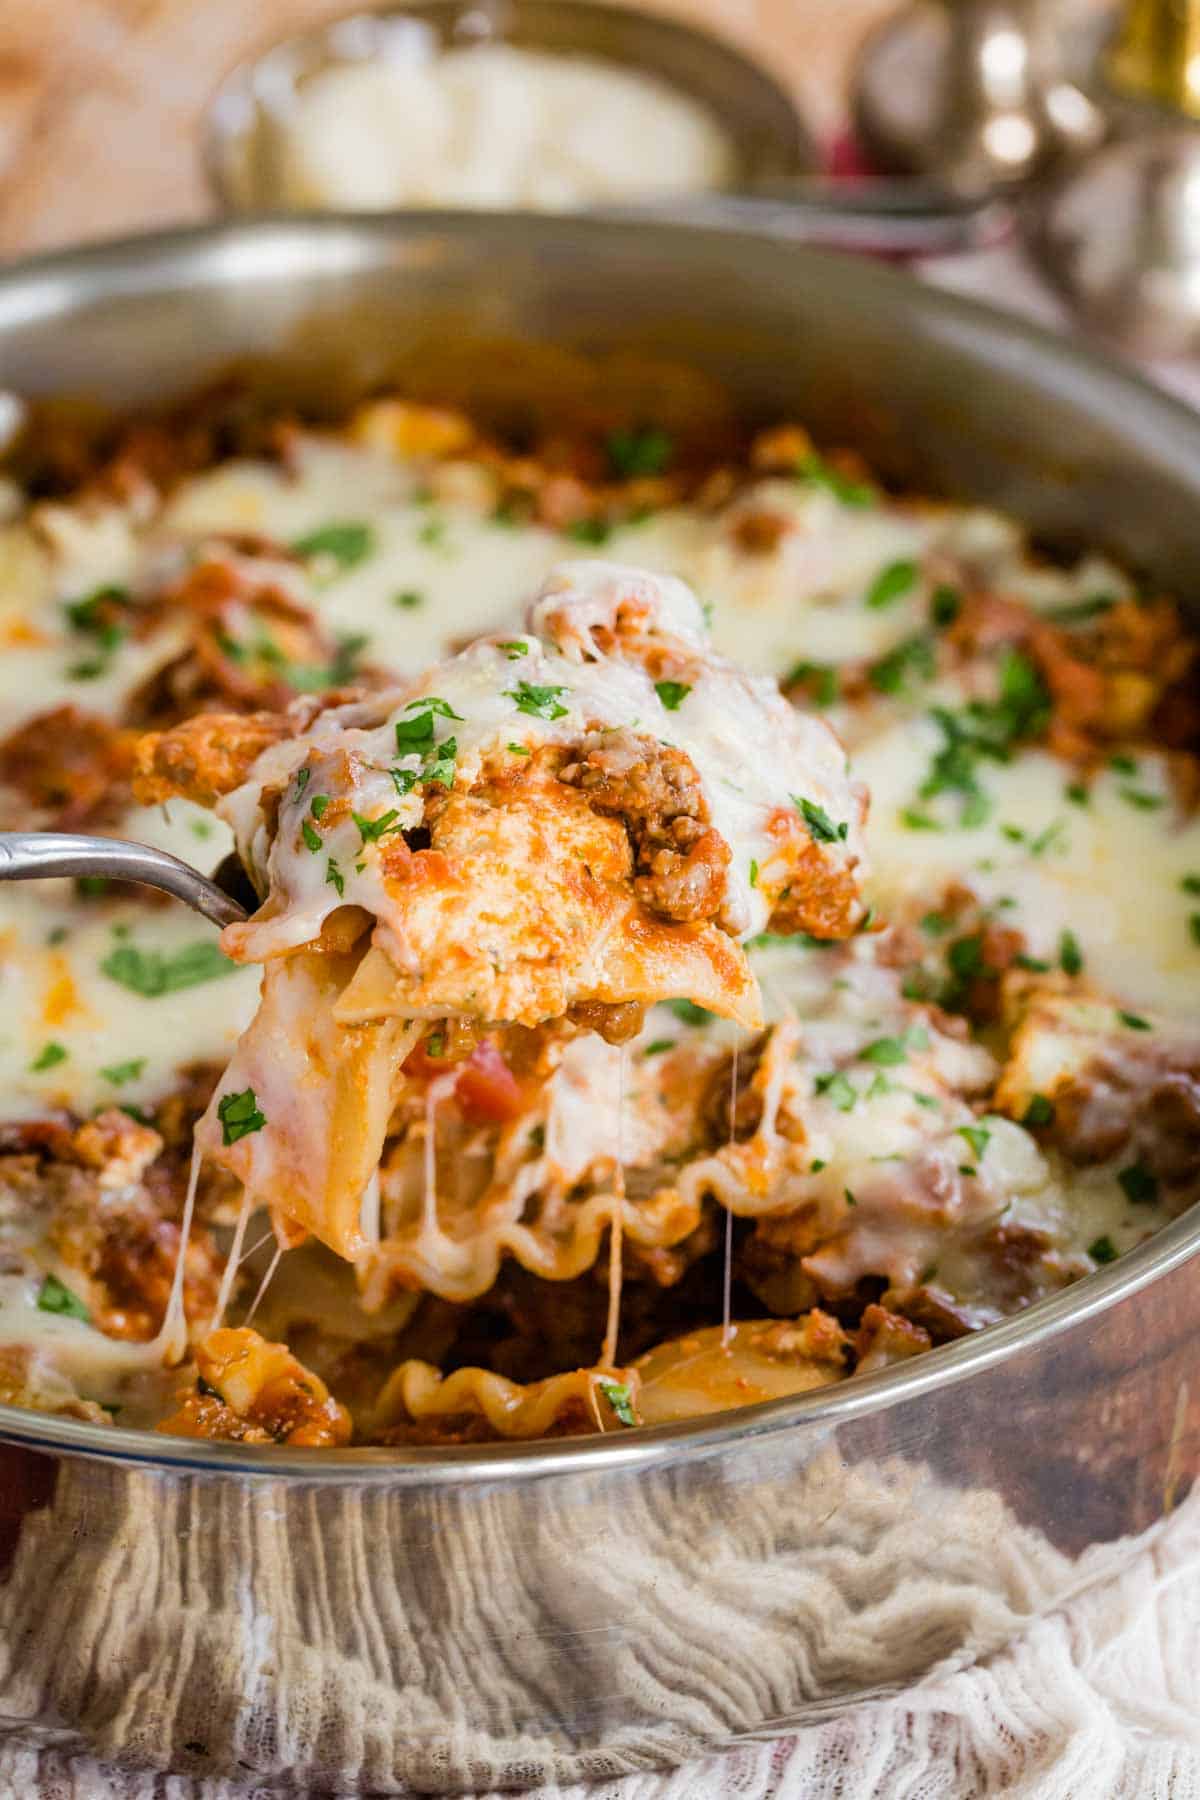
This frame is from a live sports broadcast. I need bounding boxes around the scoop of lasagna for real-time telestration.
[135,562,868,1257]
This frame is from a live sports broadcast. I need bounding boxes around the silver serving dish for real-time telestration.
[205,0,816,213]
[0,217,1197,1792]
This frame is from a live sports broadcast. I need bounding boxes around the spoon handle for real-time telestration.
[0,832,247,927]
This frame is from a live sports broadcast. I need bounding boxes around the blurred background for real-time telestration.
[6,0,1200,371]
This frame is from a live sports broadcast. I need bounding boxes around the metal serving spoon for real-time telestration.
[0,832,250,927]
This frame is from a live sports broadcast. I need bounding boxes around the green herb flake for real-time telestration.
[930,584,962,628]
[1022,1093,1055,1128]
[499,640,529,660]
[353,809,401,844]
[1118,1160,1158,1205]
[641,1038,676,1057]
[1059,929,1084,977]
[796,452,873,508]
[507,681,569,722]
[1046,593,1116,624]
[1015,953,1052,973]
[865,558,918,611]
[844,1188,858,1207]
[294,766,311,798]
[901,807,941,831]
[100,1058,145,1086]
[920,912,951,937]
[1121,787,1164,811]
[666,998,713,1026]
[36,1273,89,1322]
[1118,1010,1152,1031]
[101,940,237,999]
[417,517,448,550]
[1109,752,1138,775]
[957,1124,991,1159]
[597,1376,637,1427]
[814,1070,857,1112]
[748,858,759,889]
[794,796,848,844]
[606,426,673,479]
[1189,914,1200,947]
[326,858,345,898]
[565,517,612,546]
[393,589,424,610]
[217,1087,267,1147]
[1180,874,1200,895]
[1088,1234,1118,1265]
[1065,781,1089,807]
[292,521,374,569]
[810,1158,827,1173]
[654,680,691,711]
[309,794,330,821]
[301,819,322,854]
[870,633,935,696]
[507,742,531,757]
[786,660,840,706]
[30,1042,67,1072]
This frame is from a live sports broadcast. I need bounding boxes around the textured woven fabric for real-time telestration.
[1,1487,1196,1799]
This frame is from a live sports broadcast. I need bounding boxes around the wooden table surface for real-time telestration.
[0,0,893,257]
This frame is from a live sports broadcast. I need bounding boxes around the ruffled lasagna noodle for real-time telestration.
[136,561,868,1259]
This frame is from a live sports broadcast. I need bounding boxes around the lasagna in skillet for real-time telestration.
[0,395,1195,1446]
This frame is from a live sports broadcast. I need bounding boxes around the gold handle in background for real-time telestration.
[1107,0,1200,117]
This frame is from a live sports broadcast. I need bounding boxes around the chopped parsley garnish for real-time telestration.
[654,680,691,711]
[353,809,402,844]
[217,1087,267,1147]
[1022,1093,1055,1128]
[500,640,529,660]
[1059,929,1083,976]
[101,940,237,998]
[301,820,322,853]
[814,1070,857,1111]
[326,858,345,898]
[1045,593,1116,624]
[423,736,457,789]
[1181,874,1200,895]
[508,681,569,722]
[1190,915,1200,946]
[958,1164,977,1178]
[865,558,917,611]
[810,1158,827,1173]
[1118,1010,1151,1031]
[29,1042,67,1072]
[642,1038,676,1057]
[417,516,448,550]
[916,651,1050,829]
[1065,781,1089,807]
[100,1058,145,1086]
[747,860,759,893]
[393,589,424,609]
[294,766,311,798]
[870,633,935,696]
[1109,752,1138,774]
[37,1273,89,1322]
[597,1376,637,1427]
[901,808,940,831]
[606,426,673,479]
[786,660,840,706]
[565,517,612,546]
[930,584,962,628]
[310,794,330,820]
[844,1188,858,1207]
[63,583,132,677]
[1118,1159,1158,1205]
[947,932,986,982]
[395,696,463,747]
[1088,1234,1117,1265]
[1015,953,1052,973]
[292,521,374,569]
[666,998,714,1026]
[794,796,848,844]
[957,1124,991,1159]
[1121,787,1164,810]
[425,1033,445,1058]
[920,911,951,937]
[796,452,873,508]
[859,1026,930,1067]
[507,742,531,757]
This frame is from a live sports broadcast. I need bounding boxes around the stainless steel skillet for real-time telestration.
[0,217,1195,1793]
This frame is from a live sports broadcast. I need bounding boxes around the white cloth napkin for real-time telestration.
[1,1485,1196,1798]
